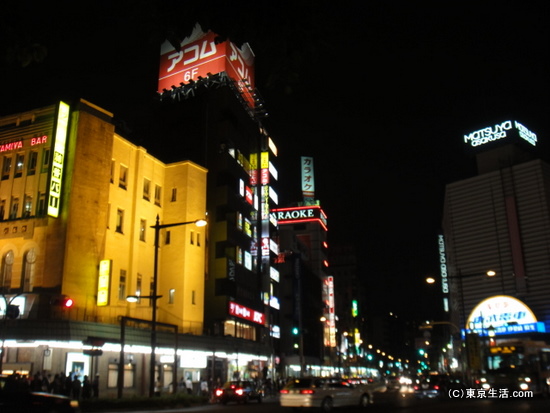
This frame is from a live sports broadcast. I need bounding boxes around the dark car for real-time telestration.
[414,374,450,399]
[214,380,263,404]
[0,374,80,413]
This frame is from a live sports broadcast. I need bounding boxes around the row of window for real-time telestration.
[1,150,51,180]
[116,269,196,305]
[112,162,173,206]
[113,212,201,246]
[1,249,37,293]
[0,193,47,220]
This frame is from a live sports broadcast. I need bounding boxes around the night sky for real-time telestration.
[1,1,549,320]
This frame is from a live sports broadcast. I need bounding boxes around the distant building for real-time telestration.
[442,120,550,341]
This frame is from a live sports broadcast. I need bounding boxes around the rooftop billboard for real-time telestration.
[463,120,537,151]
[158,24,255,107]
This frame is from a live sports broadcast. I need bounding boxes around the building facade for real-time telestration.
[442,121,550,350]
[0,99,269,397]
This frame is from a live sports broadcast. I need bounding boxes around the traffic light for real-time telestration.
[292,327,299,335]
[50,295,74,308]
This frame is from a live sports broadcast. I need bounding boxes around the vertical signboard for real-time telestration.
[301,156,315,202]
[47,101,70,218]
[97,259,112,306]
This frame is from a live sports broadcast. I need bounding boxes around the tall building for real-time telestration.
[272,204,331,376]
[157,25,279,380]
[442,120,550,342]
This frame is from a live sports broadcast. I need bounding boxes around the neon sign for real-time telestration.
[97,259,112,306]
[158,27,255,107]
[271,206,328,231]
[47,102,69,218]
[228,301,265,325]
[465,295,545,335]
[0,136,48,153]
[464,120,537,148]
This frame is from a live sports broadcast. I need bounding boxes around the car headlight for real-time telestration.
[70,400,79,408]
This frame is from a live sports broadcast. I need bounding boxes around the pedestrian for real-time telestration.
[71,375,82,400]
[154,377,162,396]
[92,374,100,398]
[200,378,208,397]
[82,375,92,399]
[185,376,193,394]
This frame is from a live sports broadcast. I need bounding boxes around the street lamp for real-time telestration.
[130,215,206,398]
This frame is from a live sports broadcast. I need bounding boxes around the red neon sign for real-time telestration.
[229,301,265,325]
[158,29,255,107]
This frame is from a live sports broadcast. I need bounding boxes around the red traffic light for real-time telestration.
[50,295,74,308]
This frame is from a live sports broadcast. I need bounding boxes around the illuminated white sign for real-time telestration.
[48,101,70,217]
[438,235,449,296]
[0,296,26,317]
[270,266,280,283]
[467,295,539,331]
[464,120,537,148]
[97,259,112,306]
[301,156,315,199]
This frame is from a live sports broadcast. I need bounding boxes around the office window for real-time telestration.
[192,290,196,305]
[23,195,32,217]
[168,289,175,304]
[14,154,24,178]
[190,231,194,245]
[42,149,50,170]
[2,156,12,180]
[118,270,127,300]
[171,188,177,202]
[37,193,46,216]
[22,248,37,292]
[197,233,201,247]
[116,209,124,233]
[139,219,146,241]
[136,273,142,303]
[154,185,161,206]
[165,230,171,245]
[143,179,151,200]
[28,151,38,175]
[119,165,128,189]
[9,197,19,219]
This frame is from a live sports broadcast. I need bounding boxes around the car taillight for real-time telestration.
[215,389,224,397]
[414,385,419,390]
[280,389,289,394]
[300,389,315,394]
[434,385,440,390]
[235,388,244,396]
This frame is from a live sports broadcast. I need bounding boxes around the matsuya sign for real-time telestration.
[464,120,537,148]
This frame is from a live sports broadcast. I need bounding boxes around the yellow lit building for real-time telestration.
[0,99,211,390]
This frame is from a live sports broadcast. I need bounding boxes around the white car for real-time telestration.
[280,377,375,412]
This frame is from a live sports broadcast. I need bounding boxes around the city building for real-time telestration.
[0,99,267,397]
[157,24,280,381]
[441,120,550,370]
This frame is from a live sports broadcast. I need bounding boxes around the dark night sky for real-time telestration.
[1,1,549,320]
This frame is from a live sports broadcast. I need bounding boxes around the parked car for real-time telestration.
[280,377,376,411]
[0,374,80,413]
[214,380,263,404]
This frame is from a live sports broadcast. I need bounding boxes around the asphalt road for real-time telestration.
[95,386,550,413]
